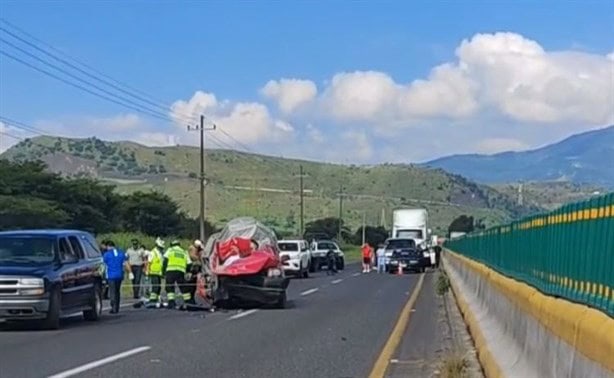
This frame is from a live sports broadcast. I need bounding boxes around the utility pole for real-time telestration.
[299,165,305,238]
[518,181,524,206]
[187,115,216,242]
[361,211,366,245]
[337,185,345,242]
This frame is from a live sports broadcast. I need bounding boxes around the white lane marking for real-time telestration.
[331,279,343,284]
[47,346,151,378]
[64,303,134,318]
[300,288,319,296]
[228,309,259,320]
[352,272,361,277]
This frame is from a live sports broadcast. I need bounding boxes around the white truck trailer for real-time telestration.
[392,208,430,249]
[392,208,434,267]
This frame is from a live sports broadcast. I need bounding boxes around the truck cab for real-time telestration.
[0,230,104,329]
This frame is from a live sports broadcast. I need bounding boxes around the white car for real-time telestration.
[310,240,345,271]
[278,240,311,278]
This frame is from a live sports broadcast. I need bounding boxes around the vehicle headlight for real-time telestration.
[20,288,45,295]
[385,252,393,257]
[20,278,44,286]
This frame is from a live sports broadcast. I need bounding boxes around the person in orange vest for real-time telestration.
[361,243,373,273]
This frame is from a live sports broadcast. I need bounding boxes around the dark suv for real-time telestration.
[0,230,104,329]
[384,238,430,273]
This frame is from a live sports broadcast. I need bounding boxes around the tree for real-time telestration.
[353,226,389,247]
[120,191,183,237]
[304,217,351,241]
[448,215,474,235]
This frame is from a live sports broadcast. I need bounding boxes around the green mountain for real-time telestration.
[1,135,540,235]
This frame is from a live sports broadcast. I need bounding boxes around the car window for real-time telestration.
[68,236,85,259]
[0,235,57,263]
[386,239,416,249]
[319,242,333,250]
[59,237,77,262]
[278,242,299,252]
[81,234,102,258]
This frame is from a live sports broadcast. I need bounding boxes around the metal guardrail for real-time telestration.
[445,192,614,316]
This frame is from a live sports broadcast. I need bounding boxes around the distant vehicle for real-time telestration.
[310,240,345,271]
[384,238,430,273]
[392,208,431,250]
[0,230,104,329]
[278,240,311,278]
[449,231,467,239]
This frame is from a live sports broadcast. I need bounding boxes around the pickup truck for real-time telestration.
[0,229,104,329]
[310,240,345,271]
[384,238,430,273]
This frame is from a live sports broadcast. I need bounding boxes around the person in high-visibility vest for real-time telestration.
[163,240,191,310]
[145,237,165,308]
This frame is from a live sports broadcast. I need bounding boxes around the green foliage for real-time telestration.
[304,217,351,241]
[0,160,209,239]
[352,225,389,246]
[448,215,475,234]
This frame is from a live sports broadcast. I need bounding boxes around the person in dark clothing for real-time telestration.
[434,246,442,268]
[102,240,130,314]
[326,249,337,275]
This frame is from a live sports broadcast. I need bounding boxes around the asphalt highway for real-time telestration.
[0,266,431,378]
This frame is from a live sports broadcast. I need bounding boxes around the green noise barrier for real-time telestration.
[445,192,614,317]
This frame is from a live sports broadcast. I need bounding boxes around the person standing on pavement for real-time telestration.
[145,238,165,308]
[163,240,191,310]
[102,240,131,314]
[186,240,204,306]
[361,243,372,273]
[376,243,386,273]
[126,239,146,300]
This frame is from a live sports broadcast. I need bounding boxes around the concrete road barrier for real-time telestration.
[443,250,614,378]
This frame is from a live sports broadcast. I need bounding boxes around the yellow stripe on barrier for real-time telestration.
[447,251,614,372]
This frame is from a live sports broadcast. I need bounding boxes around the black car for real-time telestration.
[384,238,430,273]
[0,230,105,329]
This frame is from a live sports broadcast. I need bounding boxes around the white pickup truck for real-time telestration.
[278,240,312,278]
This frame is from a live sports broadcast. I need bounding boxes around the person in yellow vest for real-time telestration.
[145,237,165,308]
[163,240,191,310]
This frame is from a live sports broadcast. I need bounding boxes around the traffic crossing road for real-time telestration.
[0,266,432,378]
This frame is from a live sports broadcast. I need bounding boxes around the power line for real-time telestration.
[0,20,292,176]
[0,50,173,122]
[0,18,186,119]
[0,38,176,122]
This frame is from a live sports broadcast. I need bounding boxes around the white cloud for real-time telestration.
[171,91,294,146]
[261,79,317,114]
[306,124,325,144]
[322,71,398,122]
[474,137,530,154]
[271,32,614,131]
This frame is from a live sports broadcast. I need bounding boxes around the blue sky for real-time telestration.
[1,1,613,162]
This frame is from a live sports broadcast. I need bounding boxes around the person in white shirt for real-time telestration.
[376,244,386,273]
[126,239,146,299]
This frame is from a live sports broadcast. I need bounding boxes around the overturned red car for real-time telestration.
[203,217,289,308]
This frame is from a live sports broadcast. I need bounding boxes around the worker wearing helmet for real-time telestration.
[186,239,204,306]
[163,240,191,310]
[145,237,165,308]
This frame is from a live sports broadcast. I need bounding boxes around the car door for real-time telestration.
[58,237,80,310]
[68,235,94,306]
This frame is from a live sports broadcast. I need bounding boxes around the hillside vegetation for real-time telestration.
[2,136,541,235]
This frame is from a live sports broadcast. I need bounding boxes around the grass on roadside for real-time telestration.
[437,271,451,296]
[343,245,361,263]
[438,352,470,378]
